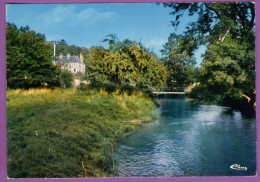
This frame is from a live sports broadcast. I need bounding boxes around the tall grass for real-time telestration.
[7,88,158,178]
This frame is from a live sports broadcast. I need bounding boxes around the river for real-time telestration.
[114,96,256,177]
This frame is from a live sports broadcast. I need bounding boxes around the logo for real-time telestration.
[230,164,247,171]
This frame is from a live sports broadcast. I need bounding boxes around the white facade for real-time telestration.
[67,62,85,73]
[56,53,85,74]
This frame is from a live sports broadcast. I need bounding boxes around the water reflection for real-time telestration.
[114,97,256,177]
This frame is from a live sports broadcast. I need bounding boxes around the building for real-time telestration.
[54,53,85,74]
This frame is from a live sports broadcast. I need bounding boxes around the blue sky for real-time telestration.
[6,3,205,65]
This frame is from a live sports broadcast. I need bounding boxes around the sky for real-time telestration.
[6,3,206,65]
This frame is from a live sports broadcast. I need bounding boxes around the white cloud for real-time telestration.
[46,5,76,23]
[78,8,117,21]
[78,8,94,19]
[41,5,119,26]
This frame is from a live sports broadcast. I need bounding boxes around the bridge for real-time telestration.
[152,87,187,96]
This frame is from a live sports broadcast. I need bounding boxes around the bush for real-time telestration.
[103,82,117,93]
[189,85,218,104]
[75,72,86,81]
[59,69,74,88]
[119,84,136,95]
[78,81,154,98]
[78,81,117,93]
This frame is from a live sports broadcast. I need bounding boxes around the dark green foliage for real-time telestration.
[77,81,152,97]
[161,33,197,87]
[48,40,89,62]
[164,2,255,43]
[75,72,86,81]
[103,82,118,93]
[194,37,255,110]
[78,81,117,93]
[6,23,58,89]
[119,84,136,95]
[59,69,74,88]
[164,2,255,110]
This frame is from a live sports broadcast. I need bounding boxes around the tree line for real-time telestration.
[46,39,89,62]
[6,23,74,88]
[6,24,168,90]
[163,2,255,111]
[6,2,255,111]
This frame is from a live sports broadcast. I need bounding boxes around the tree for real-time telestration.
[161,33,197,87]
[6,23,59,89]
[164,2,255,44]
[198,36,255,109]
[164,2,255,110]
[54,64,74,88]
[102,34,121,52]
[47,40,89,61]
[86,36,167,89]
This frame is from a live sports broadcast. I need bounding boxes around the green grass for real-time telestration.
[7,88,158,178]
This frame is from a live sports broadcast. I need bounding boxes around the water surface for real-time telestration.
[114,96,256,177]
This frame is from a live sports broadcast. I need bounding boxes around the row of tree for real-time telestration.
[6,24,168,90]
[163,2,255,111]
[6,23,74,88]
[47,39,89,62]
[6,1,255,111]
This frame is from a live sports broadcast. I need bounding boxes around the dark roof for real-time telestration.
[56,56,82,64]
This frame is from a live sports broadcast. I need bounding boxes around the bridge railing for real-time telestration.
[159,87,186,92]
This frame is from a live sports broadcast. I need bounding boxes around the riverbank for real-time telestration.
[7,88,158,178]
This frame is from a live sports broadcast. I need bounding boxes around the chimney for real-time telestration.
[59,53,63,59]
[54,43,56,57]
[80,53,84,63]
[67,53,70,59]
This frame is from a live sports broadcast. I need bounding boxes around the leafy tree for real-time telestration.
[57,67,74,88]
[86,36,167,89]
[85,46,110,82]
[6,23,59,89]
[60,39,67,45]
[125,43,167,88]
[161,33,197,87]
[198,36,255,109]
[102,34,120,51]
[164,2,255,110]
[47,40,89,62]
[164,2,255,44]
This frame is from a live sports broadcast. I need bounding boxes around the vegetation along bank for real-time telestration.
[7,87,158,178]
[6,1,255,178]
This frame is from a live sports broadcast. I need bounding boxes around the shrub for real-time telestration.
[119,84,136,95]
[59,69,74,88]
[103,82,117,93]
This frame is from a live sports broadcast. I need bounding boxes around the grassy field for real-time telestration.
[7,88,158,178]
